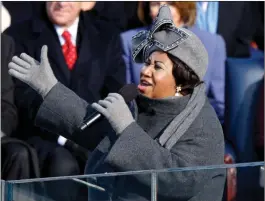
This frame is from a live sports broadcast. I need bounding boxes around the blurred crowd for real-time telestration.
[1,1,264,201]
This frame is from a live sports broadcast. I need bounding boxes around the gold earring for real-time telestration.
[175,86,182,96]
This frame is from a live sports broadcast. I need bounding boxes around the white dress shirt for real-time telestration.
[54,17,79,46]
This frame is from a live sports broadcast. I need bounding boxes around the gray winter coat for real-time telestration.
[35,82,225,201]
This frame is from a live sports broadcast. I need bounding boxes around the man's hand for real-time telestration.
[8,45,58,98]
[91,93,135,135]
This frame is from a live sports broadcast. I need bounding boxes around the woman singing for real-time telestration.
[8,5,225,201]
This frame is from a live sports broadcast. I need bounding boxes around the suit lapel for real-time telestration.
[73,13,100,74]
[33,19,71,85]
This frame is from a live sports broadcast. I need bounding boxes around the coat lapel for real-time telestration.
[72,13,101,75]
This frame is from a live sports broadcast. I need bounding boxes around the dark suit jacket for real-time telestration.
[1,34,18,136]
[86,2,142,32]
[3,1,43,25]
[217,2,264,57]
[5,12,126,149]
[121,26,226,122]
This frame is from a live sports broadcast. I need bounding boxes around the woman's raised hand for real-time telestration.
[8,45,58,98]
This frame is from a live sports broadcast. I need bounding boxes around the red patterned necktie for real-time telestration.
[62,30,77,70]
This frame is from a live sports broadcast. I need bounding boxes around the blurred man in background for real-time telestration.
[1,33,40,180]
[196,1,264,57]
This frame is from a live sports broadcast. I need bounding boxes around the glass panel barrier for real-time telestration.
[2,162,264,201]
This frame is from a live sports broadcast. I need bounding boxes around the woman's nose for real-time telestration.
[141,65,152,77]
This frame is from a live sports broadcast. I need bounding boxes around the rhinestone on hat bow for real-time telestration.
[132,5,190,63]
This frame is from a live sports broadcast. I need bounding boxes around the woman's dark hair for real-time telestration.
[168,54,203,95]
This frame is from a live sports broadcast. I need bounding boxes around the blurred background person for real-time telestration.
[196,1,264,57]
[81,1,143,32]
[81,1,128,32]
[121,1,226,124]
[1,4,37,181]
[1,33,40,180]
[1,33,24,179]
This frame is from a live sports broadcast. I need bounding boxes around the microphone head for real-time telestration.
[119,84,138,103]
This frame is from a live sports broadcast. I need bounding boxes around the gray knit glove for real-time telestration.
[91,93,135,135]
[8,45,58,98]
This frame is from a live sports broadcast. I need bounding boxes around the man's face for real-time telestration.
[46,2,82,28]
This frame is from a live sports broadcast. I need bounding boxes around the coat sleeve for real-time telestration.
[1,34,18,136]
[105,120,225,199]
[208,35,226,123]
[34,82,90,138]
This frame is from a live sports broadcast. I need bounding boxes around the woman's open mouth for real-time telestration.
[138,80,152,92]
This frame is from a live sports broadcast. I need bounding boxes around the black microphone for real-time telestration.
[57,135,89,162]
[64,139,89,162]
[79,84,138,131]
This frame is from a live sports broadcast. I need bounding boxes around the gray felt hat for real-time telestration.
[132,5,208,80]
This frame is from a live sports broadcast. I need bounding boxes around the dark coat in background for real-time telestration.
[4,11,126,150]
[2,1,42,25]
[217,2,264,57]
[35,82,226,201]
[84,2,143,32]
[1,33,18,136]
[90,2,142,32]
[1,34,40,181]
[253,1,264,51]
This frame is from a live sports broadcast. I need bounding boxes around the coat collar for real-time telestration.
[136,94,190,116]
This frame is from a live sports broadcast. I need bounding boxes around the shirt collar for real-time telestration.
[54,17,79,46]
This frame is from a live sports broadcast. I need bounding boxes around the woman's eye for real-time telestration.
[154,65,162,70]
